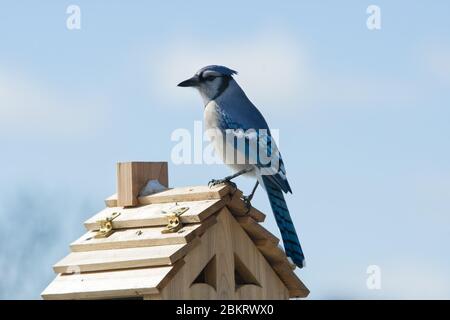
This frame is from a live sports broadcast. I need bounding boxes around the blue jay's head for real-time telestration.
[178,65,238,102]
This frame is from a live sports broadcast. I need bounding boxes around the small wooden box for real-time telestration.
[117,162,168,207]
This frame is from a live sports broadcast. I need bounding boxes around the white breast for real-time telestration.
[203,100,221,132]
[203,101,224,158]
[203,100,256,176]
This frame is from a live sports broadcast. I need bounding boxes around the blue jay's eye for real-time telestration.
[205,76,215,81]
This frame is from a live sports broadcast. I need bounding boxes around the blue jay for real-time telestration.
[178,65,305,268]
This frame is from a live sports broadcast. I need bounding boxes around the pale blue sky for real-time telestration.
[0,1,449,299]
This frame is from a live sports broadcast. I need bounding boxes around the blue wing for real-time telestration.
[216,106,292,194]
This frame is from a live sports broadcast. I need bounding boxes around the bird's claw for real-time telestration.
[241,195,252,209]
[208,179,222,187]
[208,178,236,189]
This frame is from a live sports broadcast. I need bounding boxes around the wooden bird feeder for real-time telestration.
[41,161,309,300]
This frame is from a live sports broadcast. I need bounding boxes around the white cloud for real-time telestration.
[0,68,106,138]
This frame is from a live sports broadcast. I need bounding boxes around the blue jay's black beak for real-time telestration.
[177,75,200,87]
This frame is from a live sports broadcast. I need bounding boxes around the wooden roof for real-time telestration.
[42,184,309,299]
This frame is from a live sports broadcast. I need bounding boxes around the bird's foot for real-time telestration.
[241,195,253,209]
[208,178,237,190]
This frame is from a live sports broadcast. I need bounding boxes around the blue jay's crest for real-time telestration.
[196,65,238,77]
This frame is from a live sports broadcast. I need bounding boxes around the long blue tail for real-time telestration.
[262,176,305,268]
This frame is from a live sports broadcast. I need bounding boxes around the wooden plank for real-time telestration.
[71,224,199,252]
[235,284,288,300]
[194,215,217,236]
[246,208,265,223]
[235,216,279,245]
[41,262,184,300]
[104,193,118,208]
[54,239,199,274]
[226,190,266,222]
[187,283,217,300]
[160,208,290,299]
[73,216,216,252]
[233,211,309,299]
[272,263,310,298]
[117,162,168,207]
[143,294,163,300]
[253,238,308,298]
[226,189,244,211]
[160,209,228,299]
[254,239,288,264]
[138,184,231,205]
[84,198,226,231]
[228,208,291,299]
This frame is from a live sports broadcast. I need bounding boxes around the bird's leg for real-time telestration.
[208,168,254,189]
[242,181,259,208]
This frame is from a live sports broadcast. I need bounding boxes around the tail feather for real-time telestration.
[262,176,305,268]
